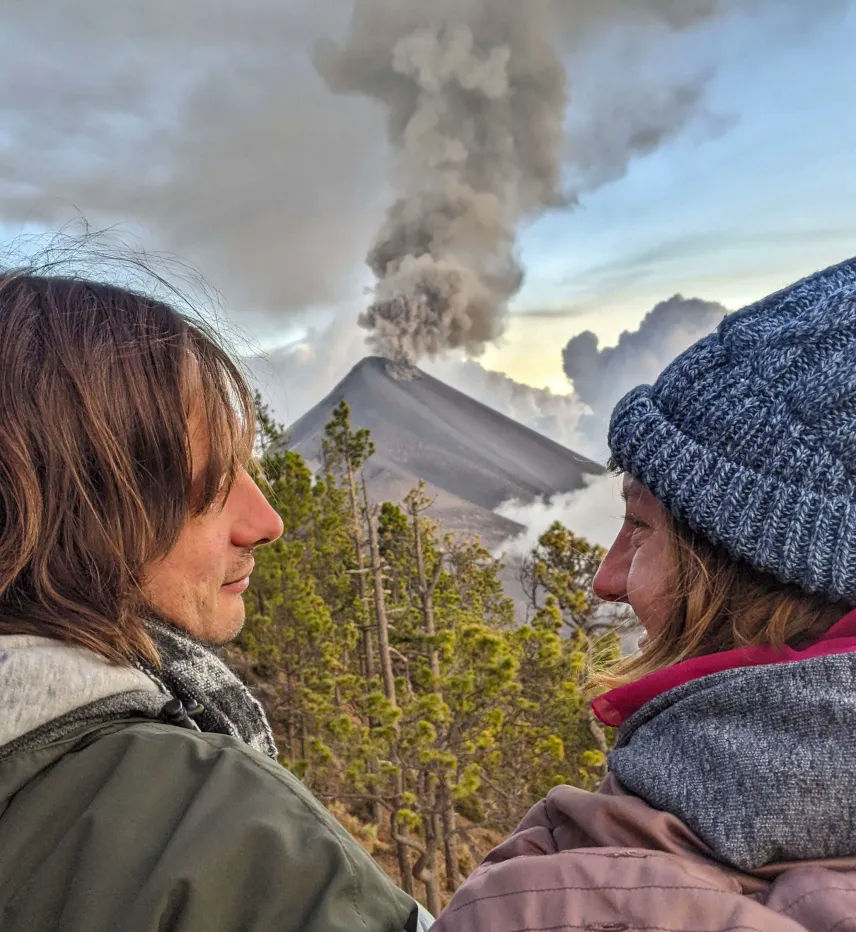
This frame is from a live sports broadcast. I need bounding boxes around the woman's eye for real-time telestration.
[625,515,647,531]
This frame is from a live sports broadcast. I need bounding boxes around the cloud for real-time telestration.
[509,307,594,321]
[0,0,746,341]
[0,0,389,322]
[555,3,734,195]
[496,472,625,553]
[244,315,367,428]
[562,293,728,455]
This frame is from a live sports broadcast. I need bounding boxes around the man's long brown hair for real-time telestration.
[0,273,255,665]
[593,513,850,691]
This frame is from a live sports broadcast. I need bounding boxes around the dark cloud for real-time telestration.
[562,294,729,454]
[0,0,389,320]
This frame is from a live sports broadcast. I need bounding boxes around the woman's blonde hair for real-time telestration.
[594,511,849,691]
[0,273,255,666]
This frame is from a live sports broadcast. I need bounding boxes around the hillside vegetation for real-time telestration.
[227,396,620,913]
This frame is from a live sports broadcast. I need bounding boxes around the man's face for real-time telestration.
[140,421,283,645]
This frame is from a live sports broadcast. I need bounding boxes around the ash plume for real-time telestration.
[314,0,746,364]
[0,0,788,343]
[315,0,569,364]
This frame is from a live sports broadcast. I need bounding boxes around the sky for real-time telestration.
[1,0,854,397]
[483,0,856,389]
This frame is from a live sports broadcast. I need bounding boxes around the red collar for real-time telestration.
[592,607,856,728]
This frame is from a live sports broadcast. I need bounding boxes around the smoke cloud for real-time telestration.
[562,294,728,456]
[497,472,625,553]
[315,0,569,364]
[314,0,744,364]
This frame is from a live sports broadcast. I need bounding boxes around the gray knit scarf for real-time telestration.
[608,651,856,871]
[0,619,277,763]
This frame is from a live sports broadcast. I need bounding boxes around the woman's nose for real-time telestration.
[592,546,629,604]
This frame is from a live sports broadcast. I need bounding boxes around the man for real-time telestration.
[0,273,429,931]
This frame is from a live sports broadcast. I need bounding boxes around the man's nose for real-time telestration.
[252,492,284,546]
[235,473,284,547]
[253,501,284,547]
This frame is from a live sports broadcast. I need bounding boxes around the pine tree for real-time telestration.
[232,393,626,910]
[517,522,621,785]
[323,401,377,682]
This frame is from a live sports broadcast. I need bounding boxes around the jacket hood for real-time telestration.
[0,635,160,750]
[609,649,856,869]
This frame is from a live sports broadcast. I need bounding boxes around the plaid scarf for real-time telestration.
[139,619,277,759]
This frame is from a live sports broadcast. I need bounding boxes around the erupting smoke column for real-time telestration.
[315,0,569,364]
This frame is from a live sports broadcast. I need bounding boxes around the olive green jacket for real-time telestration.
[0,636,424,931]
[0,720,422,931]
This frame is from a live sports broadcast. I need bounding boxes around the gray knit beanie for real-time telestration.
[608,256,856,603]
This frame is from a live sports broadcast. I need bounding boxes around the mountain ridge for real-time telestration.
[284,356,602,548]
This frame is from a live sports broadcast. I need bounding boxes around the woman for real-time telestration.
[432,256,856,932]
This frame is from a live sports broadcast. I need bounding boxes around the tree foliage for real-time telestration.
[234,396,619,912]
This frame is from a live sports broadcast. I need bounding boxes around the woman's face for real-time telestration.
[593,474,676,648]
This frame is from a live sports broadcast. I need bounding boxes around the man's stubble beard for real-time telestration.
[137,600,246,650]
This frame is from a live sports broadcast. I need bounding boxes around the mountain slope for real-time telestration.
[284,357,602,548]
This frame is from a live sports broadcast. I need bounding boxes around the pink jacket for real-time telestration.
[432,774,856,932]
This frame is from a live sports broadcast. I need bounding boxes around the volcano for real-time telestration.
[284,356,603,548]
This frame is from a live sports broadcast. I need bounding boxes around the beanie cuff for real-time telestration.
[608,386,856,604]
